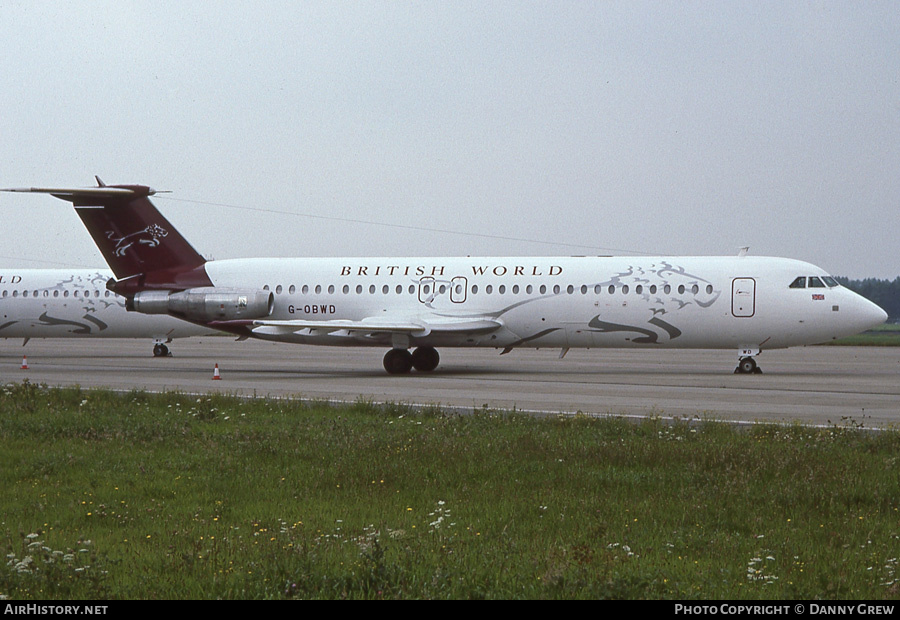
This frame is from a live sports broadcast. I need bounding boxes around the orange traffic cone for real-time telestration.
[21,355,28,370]
[212,363,221,380]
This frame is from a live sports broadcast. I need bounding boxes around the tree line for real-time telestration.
[836,276,900,322]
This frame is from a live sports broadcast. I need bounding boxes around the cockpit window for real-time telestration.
[808,276,826,288]
[822,276,838,287]
[789,277,806,289]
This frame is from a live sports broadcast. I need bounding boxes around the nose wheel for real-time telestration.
[735,356,762,374]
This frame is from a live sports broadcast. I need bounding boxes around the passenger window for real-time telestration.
[789,277,806,289]
[808,276,825,288]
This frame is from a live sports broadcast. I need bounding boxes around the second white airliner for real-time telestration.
[0,269,213,356]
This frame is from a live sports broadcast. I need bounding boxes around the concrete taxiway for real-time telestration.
[4,338,899,428]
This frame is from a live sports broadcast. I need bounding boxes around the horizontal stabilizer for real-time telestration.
[2,186,141,199]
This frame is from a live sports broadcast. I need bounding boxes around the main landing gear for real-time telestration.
[383,346,440,374]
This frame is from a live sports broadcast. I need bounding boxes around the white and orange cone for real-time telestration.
[212,363,221,380]
[21,355,28,370]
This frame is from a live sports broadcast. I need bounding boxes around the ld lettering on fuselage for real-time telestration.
[339,265,563,278]
[0,275,23,284]
[289,304,337,315]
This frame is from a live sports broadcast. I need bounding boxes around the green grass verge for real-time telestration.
[1,381,898,599]
[827,324,900,346]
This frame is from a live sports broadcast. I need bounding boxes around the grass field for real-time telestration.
[1,381,899,600]
[828,324,900,346]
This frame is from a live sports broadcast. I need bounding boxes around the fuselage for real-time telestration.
[0,269,213,341]
[203,255,888,351]
[3,182,888,374]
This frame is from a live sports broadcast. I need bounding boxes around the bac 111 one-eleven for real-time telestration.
[2,179,887,374]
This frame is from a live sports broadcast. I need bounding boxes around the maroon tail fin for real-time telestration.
[71,185,206,278]
[2,180,210,292]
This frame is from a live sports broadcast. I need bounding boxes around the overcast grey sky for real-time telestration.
[1,1,898,279]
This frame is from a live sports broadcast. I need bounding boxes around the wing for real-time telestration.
[249,316,501,338]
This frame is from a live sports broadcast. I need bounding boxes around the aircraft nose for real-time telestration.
[872,303,889,326]
[854,294,888,330]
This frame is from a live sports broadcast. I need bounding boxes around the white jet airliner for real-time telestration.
[0,269,213,356]
[2,179,888,374]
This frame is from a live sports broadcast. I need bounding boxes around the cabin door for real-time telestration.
[732,278,756,318]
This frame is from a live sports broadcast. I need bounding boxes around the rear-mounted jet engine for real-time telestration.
[128,288,274,322]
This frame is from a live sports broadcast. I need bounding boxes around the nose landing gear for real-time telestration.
[735,356,762,374]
